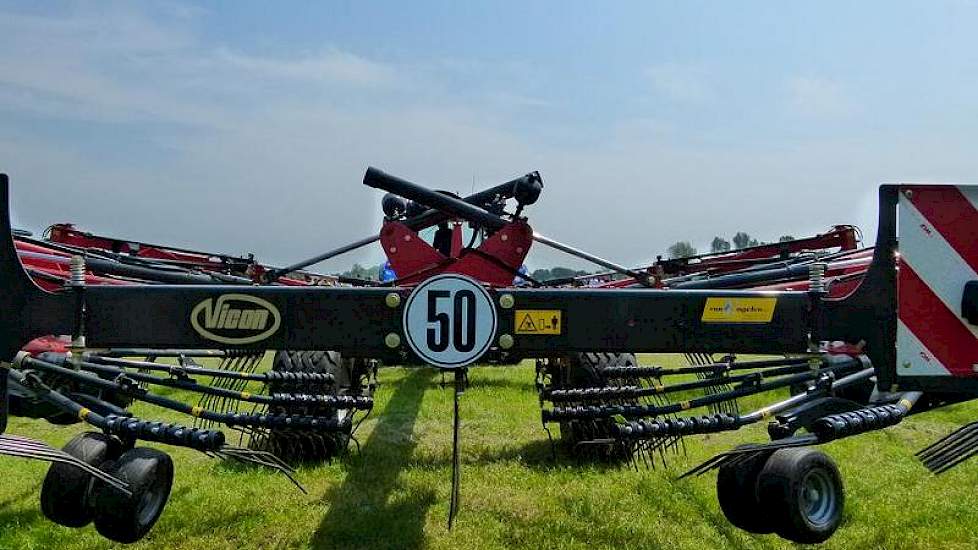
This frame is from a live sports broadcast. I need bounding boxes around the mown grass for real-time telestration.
[2,354,978,549]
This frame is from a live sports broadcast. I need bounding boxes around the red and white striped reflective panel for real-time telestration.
[897,185,978,378]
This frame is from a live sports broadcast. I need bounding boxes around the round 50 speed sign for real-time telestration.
[402,274,498,369]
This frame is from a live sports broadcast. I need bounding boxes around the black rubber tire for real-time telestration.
[40,432,122,527]
[554,352,637,459]
[757,448,845,544]
[93,447,174,544]
[716,450,776,534]
[265,350,370,462]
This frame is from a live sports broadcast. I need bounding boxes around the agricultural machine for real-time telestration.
[0,168,977,544]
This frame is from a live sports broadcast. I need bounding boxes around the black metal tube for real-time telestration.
[99,349,234,358]
[363,167,509,231]
[74,358,371,410]
[90,355,333,384]
[740,367,875,423]
[654,356,813,378]
[545,362,817,403]
[671,263,813,289]
[19,250,231,285]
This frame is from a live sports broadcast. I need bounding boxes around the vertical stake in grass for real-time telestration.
[448,367,466,530]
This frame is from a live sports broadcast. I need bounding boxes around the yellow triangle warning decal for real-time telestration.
[518,313,538,332]
[515,310,561,334]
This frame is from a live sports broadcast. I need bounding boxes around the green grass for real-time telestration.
[3,354,978,549]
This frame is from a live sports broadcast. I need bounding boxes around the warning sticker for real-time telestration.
[701,297,777,323]
[515,310,562,334]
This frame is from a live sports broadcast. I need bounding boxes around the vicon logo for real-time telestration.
[190,294,281,345]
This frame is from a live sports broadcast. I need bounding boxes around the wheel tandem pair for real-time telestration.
[40,432,173,544]
[717,446,844,544]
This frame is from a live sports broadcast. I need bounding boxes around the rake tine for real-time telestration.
[919,433,975,469]
[932,445,978,475]
[217,447,307,494]
[229,447,296,473]
[917,421,978,459]
[0,439,130,493]
[677,453,729,479]
[920,430,978,471]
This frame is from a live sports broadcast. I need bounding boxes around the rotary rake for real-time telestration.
[0,168,977,546]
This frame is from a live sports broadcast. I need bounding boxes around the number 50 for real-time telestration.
[427,290,476,353]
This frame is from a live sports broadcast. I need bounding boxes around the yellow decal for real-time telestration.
[515,310,562,335]
[701,297,777,323]
[78,407,91,420]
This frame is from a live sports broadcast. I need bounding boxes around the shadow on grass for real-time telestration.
[0,487,44,530]
[404,436,657,473]
[310,369,435,550]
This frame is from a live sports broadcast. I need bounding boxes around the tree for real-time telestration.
[550,267,584,279]
[528,267,591,282]
[710,236,731,253]
[779,235,795,242]
[530,268,552,282]
[338,263,383,281]
[732,232,759,249]
[667,241,697,259]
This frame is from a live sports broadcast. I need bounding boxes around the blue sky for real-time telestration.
[1,1,976,270]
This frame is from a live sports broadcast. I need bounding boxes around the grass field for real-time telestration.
[2,354,978,549]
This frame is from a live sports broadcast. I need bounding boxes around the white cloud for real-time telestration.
[784,76,852,118]
[645,63,713,103]
[214,48,397,87]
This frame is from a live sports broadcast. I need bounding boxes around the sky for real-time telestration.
[1,1,977,272]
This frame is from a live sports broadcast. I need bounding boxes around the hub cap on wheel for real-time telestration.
[799,469,837,526]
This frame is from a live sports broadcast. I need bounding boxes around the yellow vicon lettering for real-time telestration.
[191,294,281,345]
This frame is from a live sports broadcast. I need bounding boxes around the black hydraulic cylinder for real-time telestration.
[671,262,813,290]
[363,167,509,231]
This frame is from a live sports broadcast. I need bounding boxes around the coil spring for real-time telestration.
[612,413,741,439]
[104,415,225,451]
[225,412,353,432]
[811,404,906,442]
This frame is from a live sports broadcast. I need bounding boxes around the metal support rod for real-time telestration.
[531,232,652,286]
[740,367,875,423]
[448,368,465,530]
[265,235,380,283]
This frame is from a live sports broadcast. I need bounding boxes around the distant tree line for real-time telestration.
[336,263,384,281]
[529,267,591,282]
[667,233,796,259]
[334,263,590,282]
